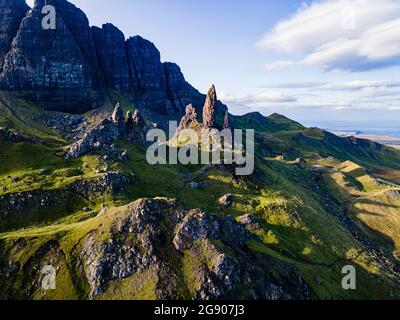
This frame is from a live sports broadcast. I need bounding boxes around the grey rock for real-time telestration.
[202,85,217,128]
[190,181,200,190]
[177,104,200,133]
[126,36,167,92]
[68,171,133,201]
[0,0,29,70]
[164,62,204,113]
[92,23,132,94]
[238,214,262,231]
[218,194,233,207]
[65,118,121,158]
[111,102,125,133]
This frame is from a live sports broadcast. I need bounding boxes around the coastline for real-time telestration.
[330,130,400,149]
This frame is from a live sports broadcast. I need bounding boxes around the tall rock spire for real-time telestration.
[111,102,125,125]
[202,84,217,128]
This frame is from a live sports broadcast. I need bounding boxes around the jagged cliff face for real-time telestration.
[0,0,226,117]
[0,0,103,112]
[92,23,132,95]
[0,0,29,70]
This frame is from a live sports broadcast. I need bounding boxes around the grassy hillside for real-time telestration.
[1,96,400,300]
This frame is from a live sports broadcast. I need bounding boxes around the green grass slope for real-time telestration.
[0,97,400,300]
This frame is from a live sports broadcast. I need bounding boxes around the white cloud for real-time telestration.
[220,91,297,104]
[257,0,400,71]
[25,0,34,7]
[264,60,295,71]
[267,80,400,92]
[319,80,400,90]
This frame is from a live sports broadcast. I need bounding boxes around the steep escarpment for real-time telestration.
[0,0,227,118]
[0,0,103,113]
[92,23,132,95]
[0,0,29,71]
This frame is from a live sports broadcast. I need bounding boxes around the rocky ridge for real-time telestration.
[0,0,227,118]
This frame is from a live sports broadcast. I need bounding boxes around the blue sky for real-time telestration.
[27,0,400,133]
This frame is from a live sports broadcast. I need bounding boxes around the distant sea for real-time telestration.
[326,127,400,138]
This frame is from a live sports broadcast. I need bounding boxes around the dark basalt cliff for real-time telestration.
[92,23,132,95]
[0,0,29,70]
[0,0,227,117]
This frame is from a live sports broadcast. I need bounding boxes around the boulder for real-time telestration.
[0,0,103,113]
[223,111,231,129]
[218,194,233,207]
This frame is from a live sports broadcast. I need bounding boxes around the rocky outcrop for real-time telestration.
[0,0,29,70]
[203,85,217,128]
[126,36,167,92]
[238,214,262,231]
[41,113,85,140]
[125,36,177,115]
[77,198,312,299]
[0,189,87,233]
[92,23,132,94]
[218,194,233,207]
[65,104,145,158]
[0,0,103,112]
[177,85,227,132]
[0,190,79,219]
[111,102,125,133]
[68,171,134,201]
[177,104,200,133]
[132,110,145,127]
[385,189,400,201]
[164,62,204,111]
[65,118,121,158]
[223,110,231,129]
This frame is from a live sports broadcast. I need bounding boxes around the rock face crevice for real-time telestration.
[202,85,217,128]
[0,0,227,118]
[92,23,132,95]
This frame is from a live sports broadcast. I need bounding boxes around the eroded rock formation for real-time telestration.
[77,198,312,299]
[65,103,145,158]
[177,104,200,133]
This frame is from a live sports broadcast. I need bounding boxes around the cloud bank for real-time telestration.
[257,0,400,71]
